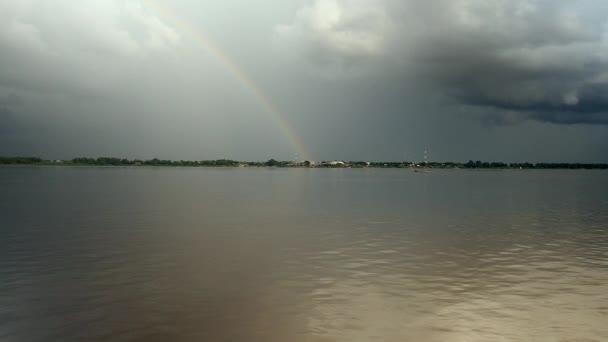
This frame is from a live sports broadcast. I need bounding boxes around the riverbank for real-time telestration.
[1,157,607,170]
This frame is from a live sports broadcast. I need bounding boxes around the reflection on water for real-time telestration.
[301,218,608,342]
[1,167,607,341]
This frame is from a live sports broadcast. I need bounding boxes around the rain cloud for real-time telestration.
[277,0,608,125]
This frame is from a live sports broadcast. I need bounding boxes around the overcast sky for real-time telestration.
[1,0,607,162]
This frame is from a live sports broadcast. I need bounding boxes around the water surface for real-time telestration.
[1,167,607,341]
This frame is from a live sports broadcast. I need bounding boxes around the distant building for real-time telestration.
[319,160,346,167]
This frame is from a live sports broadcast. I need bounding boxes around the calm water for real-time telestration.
[1,167,607,341]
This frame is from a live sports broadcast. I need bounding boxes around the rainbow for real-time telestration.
[142,0,311,161]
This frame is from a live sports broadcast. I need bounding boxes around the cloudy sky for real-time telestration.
[1,0,607,162]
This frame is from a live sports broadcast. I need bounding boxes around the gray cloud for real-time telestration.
[278,0,608,125]
[0,105,16,135]
[0,0,180,96]
[0,93,23,107]
[275,0,393,64]
[0,0,607,162]
[0,94,22,134]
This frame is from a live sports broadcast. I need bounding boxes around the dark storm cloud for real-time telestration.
[278,0,608,125]
[0,93,23,107]
[0,105,16,134]
[0,94,22,134]
[0,105,12,117]
[452,78,608,125]
[0,0,607,161]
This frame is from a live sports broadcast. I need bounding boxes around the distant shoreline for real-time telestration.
[1,157,607,170]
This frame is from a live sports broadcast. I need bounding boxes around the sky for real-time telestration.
[1,0,607,162]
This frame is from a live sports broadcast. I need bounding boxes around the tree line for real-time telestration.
[0,156,607,169]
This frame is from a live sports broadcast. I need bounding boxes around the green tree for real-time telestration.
[266,159,278,167]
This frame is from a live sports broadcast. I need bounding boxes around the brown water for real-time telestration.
[1,167,607,341]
